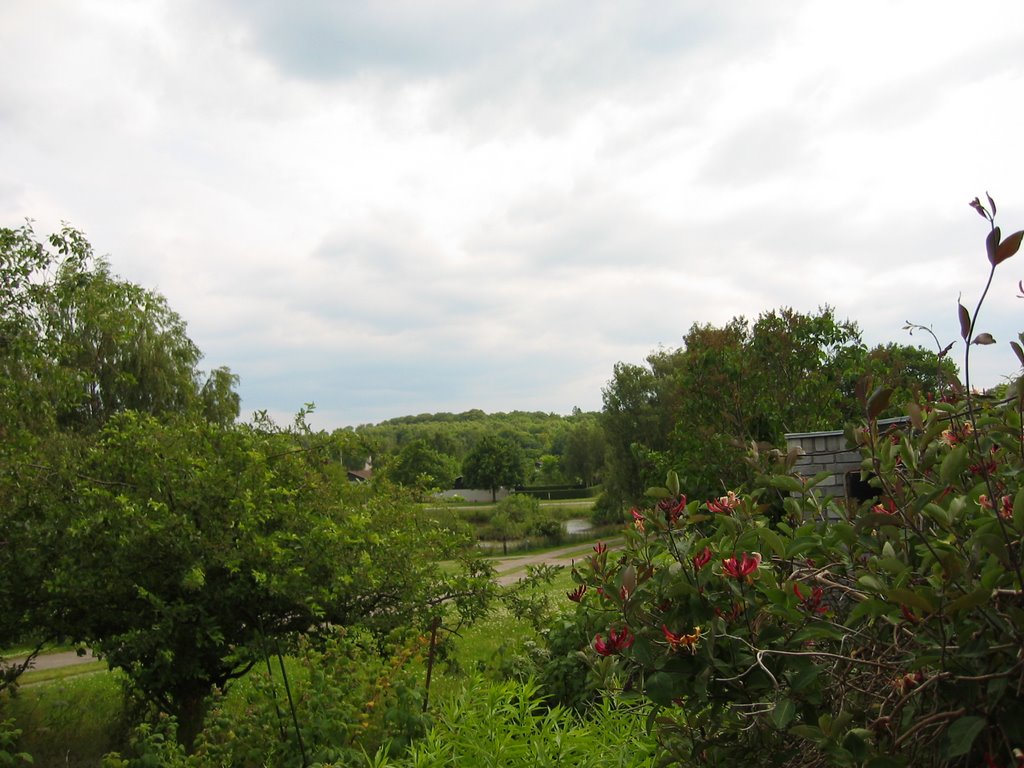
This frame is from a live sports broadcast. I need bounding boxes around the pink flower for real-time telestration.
[722,552,761,580]
[593,627,634,656]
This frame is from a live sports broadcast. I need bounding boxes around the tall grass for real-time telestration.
[2,671,129,766]
[367,679,657,768]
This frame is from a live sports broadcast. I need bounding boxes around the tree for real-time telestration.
[561,418,606,486]
[488,493,540,554]
[387,438,458,493]
[0,222,239,432]
[42,410,489,750]
[462,435,525,502]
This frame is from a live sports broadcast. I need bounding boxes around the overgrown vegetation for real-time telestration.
[3,197,1022,766]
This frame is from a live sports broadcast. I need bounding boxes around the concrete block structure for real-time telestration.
[784,418,906,502]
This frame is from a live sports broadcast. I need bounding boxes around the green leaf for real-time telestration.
[790,724,823,741]
[942,715,986,759]
[857,574,887,595]
[946,586,992,616]
[888,587,934,614]
[772,698,796,730]
[769,475,805,493]
[758,527,786,559]
[939,444,969,485]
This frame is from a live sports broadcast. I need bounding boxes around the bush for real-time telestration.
[105,628,429,767]
[568,200,1024,767]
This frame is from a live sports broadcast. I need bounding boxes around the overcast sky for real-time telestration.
[3,1,1023,429]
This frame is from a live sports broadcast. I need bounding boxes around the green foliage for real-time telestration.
[600,307,956,507]
[385,439,458,495]
[41,409,491,749]
[367,679,657,768]
[0,719,31,767]
[570,200,1024,767]
[184,629,428,767]
[462,435,526,501]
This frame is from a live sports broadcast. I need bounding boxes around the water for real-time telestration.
[564,518,593,535]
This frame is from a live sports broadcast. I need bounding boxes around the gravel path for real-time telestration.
[490,538,621,585]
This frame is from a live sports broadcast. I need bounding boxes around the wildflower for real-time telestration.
[631,508,646,532]
[658,495,687,525]
[692,546,713,571]
[662,624,702,654]
[715,601,743,623]
[722,552,761,580]
[707,491,740,515]
[872,498,898,516]
[567,584,587,602]
[894,669,925,694]
[593,541,607,555]
[1000,495,1014,520]
[619,584,631,601]
[793,583,827,614]
[593,627,634,656]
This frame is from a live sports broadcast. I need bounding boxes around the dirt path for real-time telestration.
[490,538,621,585]
[4,649,98,672]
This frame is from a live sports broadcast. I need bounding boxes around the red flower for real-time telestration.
[593,541,607,555]
[567,584,587,602]
[593,627,634,656]
[692,546,713,570]
[630,508,646,532]
[900,604,920,624]
[872,498,898,516]
[722,552,761,580]
[707,491,740,515]
[658,495,687,525]
[662,624,702,654]
[793,583,827,614]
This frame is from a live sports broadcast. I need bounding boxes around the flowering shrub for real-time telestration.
[571,199,1024,767]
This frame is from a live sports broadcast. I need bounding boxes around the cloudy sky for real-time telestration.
[2,1,1023,429]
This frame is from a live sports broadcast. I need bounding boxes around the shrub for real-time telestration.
[568,199,1024,767]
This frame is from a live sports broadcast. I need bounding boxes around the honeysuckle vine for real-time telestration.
[566,197,1024,767]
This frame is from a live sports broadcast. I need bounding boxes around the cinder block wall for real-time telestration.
[784,430,860,498]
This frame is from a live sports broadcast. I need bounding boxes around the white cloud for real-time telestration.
[2,0,1023,428]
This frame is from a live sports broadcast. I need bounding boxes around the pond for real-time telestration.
[563,518,593,535]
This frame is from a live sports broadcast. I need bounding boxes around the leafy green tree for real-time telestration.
[387,438,458,492]
[487,493,540,554]
[41,410,489,750]
[561,418,606,486]
[462,435,525,501]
